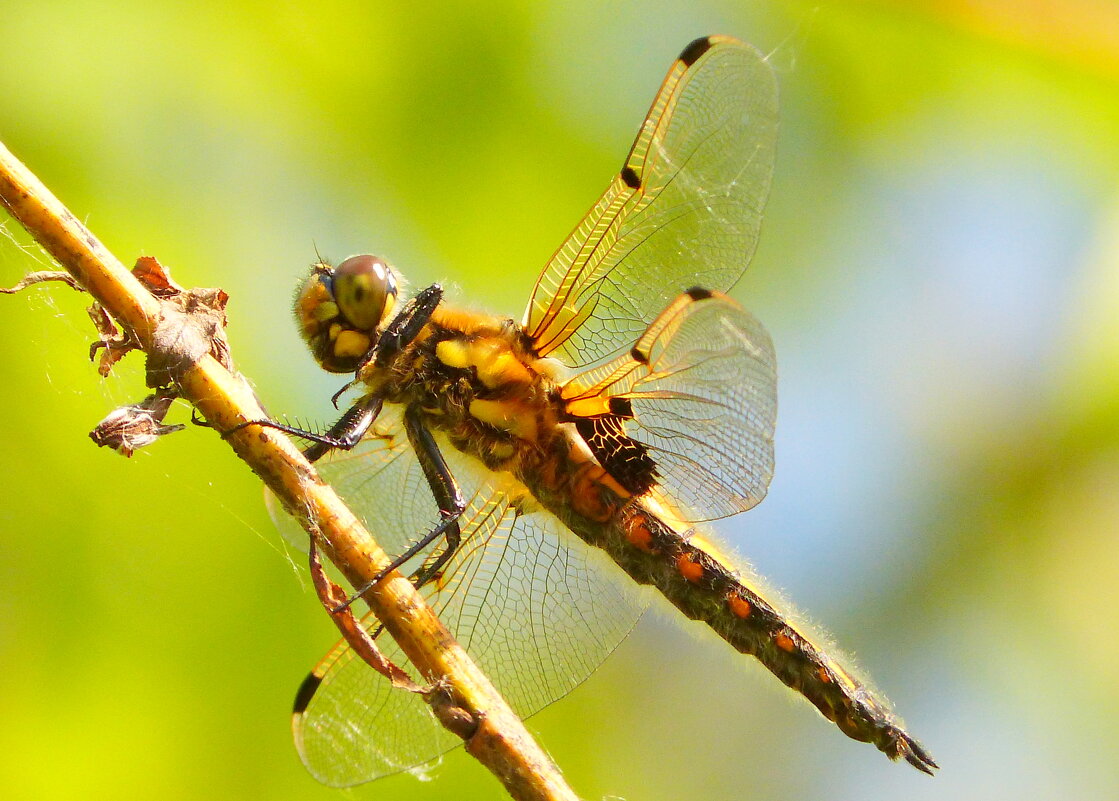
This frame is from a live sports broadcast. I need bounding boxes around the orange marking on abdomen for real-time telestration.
[774,632,796,653]
[817,666,832,684]
[625,516,656,552]
[728,594,752,618]
[676,553,705,583]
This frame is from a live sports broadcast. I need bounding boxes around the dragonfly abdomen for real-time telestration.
[599,502,938,774]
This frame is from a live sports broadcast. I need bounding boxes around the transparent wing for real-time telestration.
[277,405,644,787]
[523,36,777,368]
[562,290,776,522]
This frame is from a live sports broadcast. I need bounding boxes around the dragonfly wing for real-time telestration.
[562,290,777,522]
[284,405,645,787]
[523,36,777,368]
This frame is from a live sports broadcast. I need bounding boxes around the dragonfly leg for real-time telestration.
[401,403,466,590]
[332,403,465,612]
[300,395,384,462]
[223,395,383,462]
[305,532,421,693]
[372,283,443,367]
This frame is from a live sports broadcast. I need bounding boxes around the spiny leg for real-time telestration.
[301,396,383,462]
[401,403,466,590]
[221,394,384,461]
[333,403,466,611]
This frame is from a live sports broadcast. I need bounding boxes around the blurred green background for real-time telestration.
[2,1,1118,799]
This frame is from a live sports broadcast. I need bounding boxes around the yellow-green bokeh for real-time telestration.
[2,2,1118,800]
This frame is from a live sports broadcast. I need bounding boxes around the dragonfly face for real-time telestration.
[270,34,936,787]
[294,254,399,374]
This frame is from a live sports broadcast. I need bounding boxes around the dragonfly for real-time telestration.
[262,35,937,786]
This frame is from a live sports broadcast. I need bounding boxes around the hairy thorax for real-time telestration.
[357,306,631,523]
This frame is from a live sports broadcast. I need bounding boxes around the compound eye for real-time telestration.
[333,255,398,332]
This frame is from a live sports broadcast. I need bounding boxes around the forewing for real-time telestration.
[562,291,777,522]
[281,405,644,787]
[523,36,777,367]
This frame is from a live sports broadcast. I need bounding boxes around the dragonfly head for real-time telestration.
[293,254,400,373]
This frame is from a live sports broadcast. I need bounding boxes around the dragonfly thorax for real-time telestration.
[294,254,400,373]
[369,308,564,464]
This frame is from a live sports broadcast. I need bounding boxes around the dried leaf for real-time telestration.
[132,255,183,297]
[87,304,137,376]
[133,256,234,384]
[89,392,184,456]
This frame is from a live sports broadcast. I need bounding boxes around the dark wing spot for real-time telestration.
[575,415,658,495]
[620,166,641,189]
[609,396,634,417]
[685,286,713,301]
[629,345,649,365]
[292,671,323,714]
[679,36,714,67]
